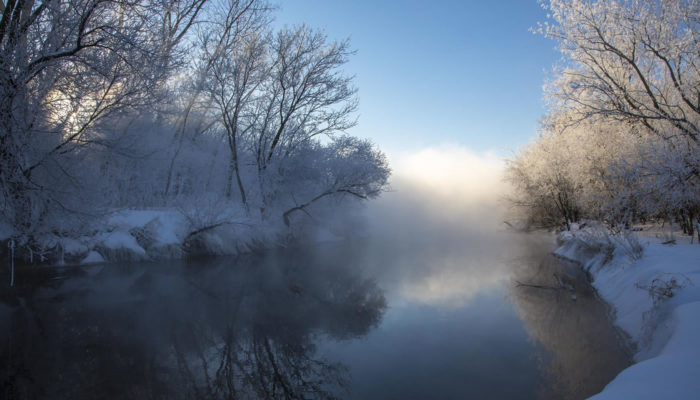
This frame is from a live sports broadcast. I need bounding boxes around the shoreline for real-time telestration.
[0,208,290,271]
[1,207,351,276]
[554,224,700,399]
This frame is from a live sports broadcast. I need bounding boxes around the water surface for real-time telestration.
[1,188,632,399]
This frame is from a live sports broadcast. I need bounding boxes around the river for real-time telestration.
[1,176,632,399]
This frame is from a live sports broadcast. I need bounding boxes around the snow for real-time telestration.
[555,227,700,399]
[99,231,146,254]
[589,302,700,399]
[60,237,89,257]
[106,209,187,245]
[11,207,288,264]
[1,203,306,266]
[94,209,248,261]
[81,250,105,264]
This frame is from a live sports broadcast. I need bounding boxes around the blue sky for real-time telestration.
[275,1,561,156]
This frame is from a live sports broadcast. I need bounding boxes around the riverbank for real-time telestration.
[555,224,700,399]
[0,208,299,269]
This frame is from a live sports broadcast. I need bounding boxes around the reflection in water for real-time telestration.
[0,233,633,400]
[308,232,631,400]
[508,246,633,399]
[0,249,386,399]
[1,149,633,399]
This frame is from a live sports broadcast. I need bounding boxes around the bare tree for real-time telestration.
[0,0,208,236]
[540,0,700,143]
[282,136,390,227]
[203,3,269,208]
[163,0,271,196]
[254,25,358,171]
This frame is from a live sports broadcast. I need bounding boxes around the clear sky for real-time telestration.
[275,0,561,157]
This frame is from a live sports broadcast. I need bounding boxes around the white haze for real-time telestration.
[390,145,509,218]
[366,144,511,237]
[355,145,533,309]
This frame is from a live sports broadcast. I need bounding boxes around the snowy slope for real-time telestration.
[35,208,274,264]
[555,227,700,399]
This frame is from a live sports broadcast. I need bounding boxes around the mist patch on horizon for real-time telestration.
[391,145,508,204]
[357,145,526,309]
[368,144,511,235]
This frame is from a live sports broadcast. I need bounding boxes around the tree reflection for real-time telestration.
[507,252,632,400]
[0,247,386,399]
[170,325,348,400]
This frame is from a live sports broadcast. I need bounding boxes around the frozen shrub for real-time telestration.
[636,273,693,307]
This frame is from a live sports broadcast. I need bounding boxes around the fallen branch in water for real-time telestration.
[184,221,252,241]
[514,280,561,290]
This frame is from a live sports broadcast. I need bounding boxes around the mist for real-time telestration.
[1,143,633,400]
[333,145,529,309]
[365,145,509,233]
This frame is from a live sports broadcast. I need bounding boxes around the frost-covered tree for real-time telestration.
[0,0,209,238]
[234,25,361,217]
[163,0,270,197]
[281,135,390,227]
[509,0,700,234]
[508,107,699,231]
[539,0,700,143]
[506,124,584,229]
[202,1,269,207]
[0,0,390,251]
[253,26,358,170]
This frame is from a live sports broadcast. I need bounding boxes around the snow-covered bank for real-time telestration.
[1,208,294,267]
[555,225,700,399]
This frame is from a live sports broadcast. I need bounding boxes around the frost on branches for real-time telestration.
[0,0,390,259]
[508,0,699,234]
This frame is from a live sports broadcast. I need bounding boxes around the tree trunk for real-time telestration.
[226,131,248,212]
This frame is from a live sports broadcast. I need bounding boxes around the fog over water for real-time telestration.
[356,146,517,306]
[0,146,631,399]
[310,147,545,399]
[311,146,631,399]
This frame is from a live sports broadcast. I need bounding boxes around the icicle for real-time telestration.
[29,247,33,263]
[9,239,15,287]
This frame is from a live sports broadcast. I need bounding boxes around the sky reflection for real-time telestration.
[354,145,526,308]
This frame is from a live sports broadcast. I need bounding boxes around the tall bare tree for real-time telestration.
[163,0,270,196]
[203,2,269,208]
[254,25,358,171]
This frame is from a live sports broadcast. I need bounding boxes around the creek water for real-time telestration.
[1,190,632,399]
